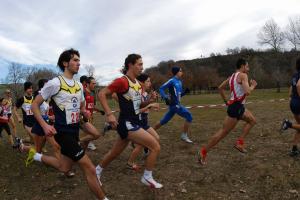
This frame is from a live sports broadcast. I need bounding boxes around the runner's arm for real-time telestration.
[13,99,23,122]
[32,95,57,136]
[159,80,173,100]
[98,87,118,128]
[241,73,257,95]
[218,78,229,103]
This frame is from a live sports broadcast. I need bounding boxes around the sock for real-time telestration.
[292,145,298,152]
[34,153,42,162]
[96,165,103,175]
[181,132,187,137]
[237,138,244,145]
[143,170,152,179]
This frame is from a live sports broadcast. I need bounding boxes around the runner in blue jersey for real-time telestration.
[154,66,193,143]
[281,58,300,157]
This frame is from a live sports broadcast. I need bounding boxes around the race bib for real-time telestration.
[132,95,141,115]
[24,105,33,116]
[87,103,94,109]
[65,101,80,124]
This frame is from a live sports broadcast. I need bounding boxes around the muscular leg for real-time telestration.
[99,138,129,168]
[205,116,238,152]
[239,109,257,139]
[78,155,106,199]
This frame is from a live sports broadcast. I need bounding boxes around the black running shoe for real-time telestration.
[280,119,292,132]
[102,122,112,136]
[289,150,300,157]
[12,137,22,149]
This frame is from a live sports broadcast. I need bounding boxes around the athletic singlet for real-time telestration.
[291,71,300,99]
[117,76,142,121]
[84,90,95,114]
[228,72,246,105]
[22,96,34,116]
[50,76,82,129]
[141,91,149,117]
[2,100,11,117]
[3,98,12,115]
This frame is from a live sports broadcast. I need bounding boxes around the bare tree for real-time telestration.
[258,19,285,52]
[285,17,300,50]
[5,62,27,99]
[84,64,95,77]
[26,67,58,90]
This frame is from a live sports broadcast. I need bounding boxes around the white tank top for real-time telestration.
[228,72,246,104]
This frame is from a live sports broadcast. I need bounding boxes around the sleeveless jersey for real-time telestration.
[228,72,246,105]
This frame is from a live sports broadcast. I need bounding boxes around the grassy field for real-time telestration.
[1,88,300,200]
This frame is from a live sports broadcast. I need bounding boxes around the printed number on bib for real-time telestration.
[71,112,79,123]
[65,102,80,125]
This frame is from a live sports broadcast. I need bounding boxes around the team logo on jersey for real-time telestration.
[71,97,78,108]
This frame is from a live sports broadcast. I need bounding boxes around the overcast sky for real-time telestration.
[0,0,299,84]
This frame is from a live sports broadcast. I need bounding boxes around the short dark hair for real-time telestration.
[236,58,247,69]
[80,75,88,84]
[38,79,48,90]
[137,73,149,83]
[296,58,300,71]
[24,81,33,91]
[121,54,142,75]
[57,48,80,72]
[86,76,95,84]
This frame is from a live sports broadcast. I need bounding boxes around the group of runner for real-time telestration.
[2,47,299,199]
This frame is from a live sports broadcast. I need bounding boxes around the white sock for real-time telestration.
[96,165,103,175]
[182,132,187,137]
[103,197,109,200]
[33,153,42,162]
[143,170,152,179]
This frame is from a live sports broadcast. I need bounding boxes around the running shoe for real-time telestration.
[234,139,247,153]
[102,122,112,136]
[25,148,36,167]
[87,142,97,151]
[280,119,292,132]
[96,167,103,186]
[64,170,75,177]
[197,147,207,165]
[141,176,163,189]
[12,137,22,149]
[126,163,141,171]
[181,133,193,143]
[289,149,300,157]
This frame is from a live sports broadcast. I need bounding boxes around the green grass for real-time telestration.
[174,88,289,105]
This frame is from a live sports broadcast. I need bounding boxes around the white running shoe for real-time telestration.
[87,142,97,151]
[181,133,193,143]
[141,176,163,189]
[96,167,102,186]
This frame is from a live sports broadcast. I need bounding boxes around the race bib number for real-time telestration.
[25,105,33,116]
[87,103,94,109]
[65,102,80,124]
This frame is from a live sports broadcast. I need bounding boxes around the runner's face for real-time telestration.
[5,91,11,98]
[144,78,151,90]
[26,86,33,96]
[177,69,183,78]
[88,79,96,90]
[66,54,80,74]
[243,63,249,73]
[131,58,143,77]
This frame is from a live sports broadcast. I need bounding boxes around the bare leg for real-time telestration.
[127,129,160,171]
[78,155,106,199]
[100,138,129,168]
[239,109,257,139]
[205,116,238,151]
